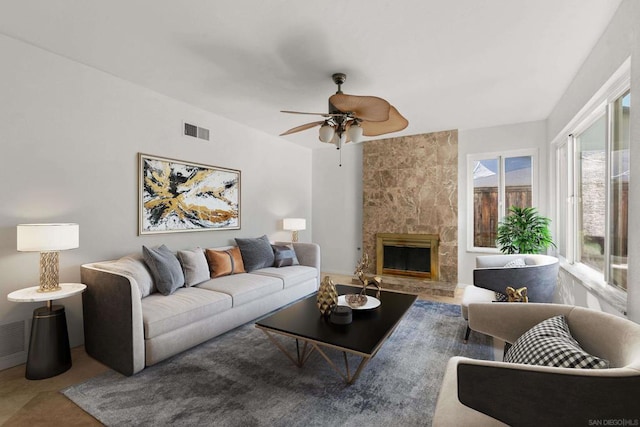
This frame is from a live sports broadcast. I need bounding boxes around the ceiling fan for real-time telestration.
[280,73,408,148]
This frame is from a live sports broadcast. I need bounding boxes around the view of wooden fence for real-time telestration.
[473,186,532,248]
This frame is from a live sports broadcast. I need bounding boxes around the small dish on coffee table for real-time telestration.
[338,294,381,310]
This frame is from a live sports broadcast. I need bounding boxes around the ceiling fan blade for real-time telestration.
[280,121,324,136]
[329,93,390,122]
[360,105,408,136]
[281,110,342,117]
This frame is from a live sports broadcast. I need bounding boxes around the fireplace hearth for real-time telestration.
[376,233,439,281]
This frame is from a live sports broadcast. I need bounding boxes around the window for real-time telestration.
[577,113,606,272]
[555,83,630,291]
[468,150,536,250]
[610,91,630,289]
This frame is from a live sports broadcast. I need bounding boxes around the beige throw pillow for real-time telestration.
[177,247,210,287]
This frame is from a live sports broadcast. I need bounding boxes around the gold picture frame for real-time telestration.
[138,153,241,235]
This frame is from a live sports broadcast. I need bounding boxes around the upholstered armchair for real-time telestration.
[434,303,640,426]
[461,254,559,341]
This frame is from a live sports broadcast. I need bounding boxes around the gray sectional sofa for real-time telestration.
[80,242,320,376]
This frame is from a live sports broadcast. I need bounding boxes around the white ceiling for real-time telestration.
[0,0,622,149]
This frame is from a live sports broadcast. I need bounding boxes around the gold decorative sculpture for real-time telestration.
[317,276,339,316]
[506,286,528,302]
[354,253,382,299]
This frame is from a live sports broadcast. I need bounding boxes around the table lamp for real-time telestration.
[17,223,79,293]
[283,218,306,243]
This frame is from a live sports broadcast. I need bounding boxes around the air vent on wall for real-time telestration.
[0,320,26,358]
[184,122,210,141]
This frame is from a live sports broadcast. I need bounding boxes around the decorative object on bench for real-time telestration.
[317,275,338,316]
[138,153,240,234]
[461,254,559,342]
[434,303,639,425]
[354,253,382,298]
[505,286,528,302]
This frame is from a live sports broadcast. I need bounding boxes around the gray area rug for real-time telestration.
[63,300,492,426]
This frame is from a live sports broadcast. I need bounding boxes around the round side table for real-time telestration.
[7,283,86,380]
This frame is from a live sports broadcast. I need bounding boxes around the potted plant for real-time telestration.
[496,206,556,254]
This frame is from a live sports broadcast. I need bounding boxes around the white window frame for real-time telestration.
[466,148,538,252]
[551,58,630,290]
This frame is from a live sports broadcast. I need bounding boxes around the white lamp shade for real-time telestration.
[17,223,79,252]
[283,218,306,231]
[347,123,364,143]
[319,124,335,143]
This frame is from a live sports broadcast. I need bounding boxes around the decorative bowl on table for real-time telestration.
[344,294,368,308]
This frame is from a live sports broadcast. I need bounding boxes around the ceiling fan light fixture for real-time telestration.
[319,123,335,143]
[347,122,364,143]
[280,72,408,146]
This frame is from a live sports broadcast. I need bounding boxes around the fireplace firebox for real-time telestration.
[376,233,439,280]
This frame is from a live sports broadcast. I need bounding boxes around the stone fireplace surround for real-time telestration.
[362,131,458,296]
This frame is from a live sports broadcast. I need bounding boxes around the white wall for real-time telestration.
[457,120,548,286]
[0,34,312,369]
[545,0,639,321]
[312,143,363,275]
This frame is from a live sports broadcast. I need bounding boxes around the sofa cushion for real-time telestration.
[251,265,317,289]
[141,287,232,339]
[196,273,283,307]
[504,315,609,369]
[143,245,185,296]
[205,247,246,278]
[272,244,299,267]
[92,253,156,298]
[235,235,275,272]
[177,248,210,287]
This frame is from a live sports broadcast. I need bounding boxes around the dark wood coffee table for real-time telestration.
[255,284,417,384]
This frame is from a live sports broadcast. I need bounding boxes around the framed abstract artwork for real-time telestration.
[139,153,241,234]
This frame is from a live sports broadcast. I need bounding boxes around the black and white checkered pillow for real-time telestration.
[494,292,508,302]
[504,315,609,369]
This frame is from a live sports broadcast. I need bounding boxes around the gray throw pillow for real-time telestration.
[235,235,275,272]
[272,244,299,267]
[177,247,210,287]
[142,245,185,296]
